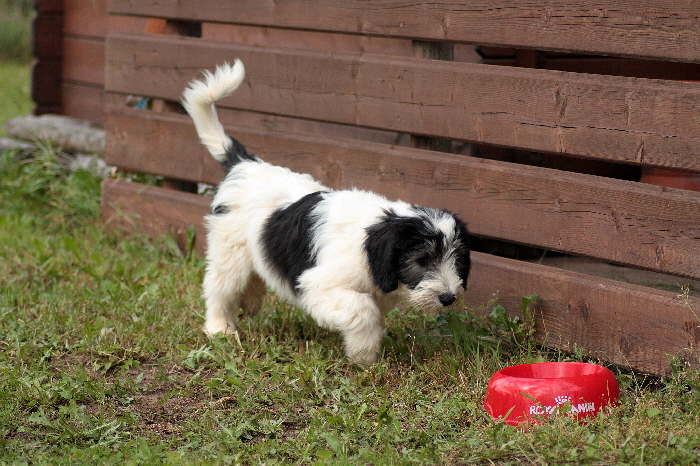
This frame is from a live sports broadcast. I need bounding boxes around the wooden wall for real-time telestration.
[32,0,62,115]
[37,0,700,375]
[32,0,148,122]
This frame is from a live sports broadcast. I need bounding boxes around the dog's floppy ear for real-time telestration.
[453,215,472,287]
[364,214,423,293]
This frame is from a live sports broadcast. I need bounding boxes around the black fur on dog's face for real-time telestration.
[364,207,471,309]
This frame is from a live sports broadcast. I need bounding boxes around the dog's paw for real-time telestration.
[203,321,237,337]
[347,347,380,366]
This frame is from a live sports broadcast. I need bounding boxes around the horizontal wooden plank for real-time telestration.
[32,12,63,59]
[63,37,104,85]
[201,23,480,63]
[64,0,107,38]
[109,0,700,63]
[100,177,700,375]
[106,109,221,182]
[105,105,400,181]
[202,22,413,56]
[101,178,209,254]
[105,34,700,171]
[62,83,105,124]
[466,253,700,376]
[105,108,700,280]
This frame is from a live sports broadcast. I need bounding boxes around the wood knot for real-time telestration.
[579,303,590,321]
[684,321,700,345]
[432,167,449,185]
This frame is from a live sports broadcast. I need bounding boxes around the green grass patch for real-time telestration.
[2,148,700,464]
[0,0,33,63]
[0,0,34,137]
[0,61,32,137]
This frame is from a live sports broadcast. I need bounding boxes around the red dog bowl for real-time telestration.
[484,362,619,425]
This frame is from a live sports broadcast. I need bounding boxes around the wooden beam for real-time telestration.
[31,60,62,106]
[105,34,700,171]
[100,178,700,375]
[108,0,700,63]
[61,83,105,124]
[63,37,105,86]
[31,2,64,114]
[105,108,700,280]
[101,178,209,254]
[32,11,63,59]
[64,0,107,39]
[467,252,700,376]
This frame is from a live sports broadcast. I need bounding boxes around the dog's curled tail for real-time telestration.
[182,60,254,169]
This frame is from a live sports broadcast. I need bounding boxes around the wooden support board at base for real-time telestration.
[101,178,209,255]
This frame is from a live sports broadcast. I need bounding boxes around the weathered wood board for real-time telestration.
[109,0,700,63]
[106,34,700,171]
[105,107,700,280]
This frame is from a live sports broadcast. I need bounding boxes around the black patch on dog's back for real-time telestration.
[262,191,325,291]
[220,135,259,172]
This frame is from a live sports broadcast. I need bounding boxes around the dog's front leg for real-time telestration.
[301,288,384,365]
[341,316,385,366]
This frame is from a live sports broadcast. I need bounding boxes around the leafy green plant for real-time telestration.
[431,294,540,358]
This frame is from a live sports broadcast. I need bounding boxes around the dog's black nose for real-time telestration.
[439,293,456,306]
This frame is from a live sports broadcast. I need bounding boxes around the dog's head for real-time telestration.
[364,207,471,309]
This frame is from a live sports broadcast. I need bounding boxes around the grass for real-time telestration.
[0,0,33,63]
[0,61,32,137]
[2,148,700,465]
[0,0,34,137]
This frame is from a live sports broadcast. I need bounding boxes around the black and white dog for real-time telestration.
[182,60,471,365]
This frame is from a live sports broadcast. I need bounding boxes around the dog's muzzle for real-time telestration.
[439,293,456,306]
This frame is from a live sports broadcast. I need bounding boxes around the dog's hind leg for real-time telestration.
[202,245,253,336]
[240,272,266,317]
[203,268,239,336]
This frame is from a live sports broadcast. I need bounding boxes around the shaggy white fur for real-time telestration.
[182,61,471,365]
